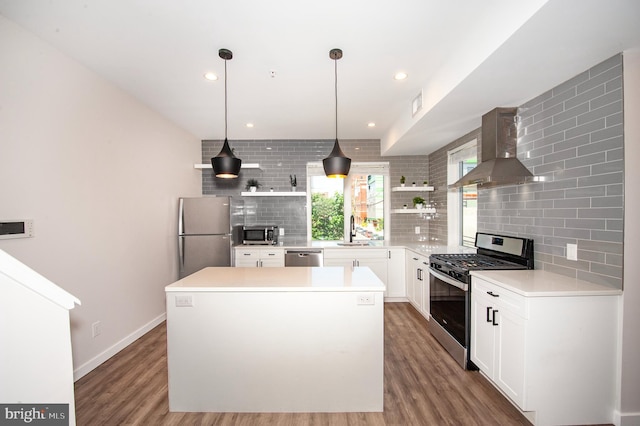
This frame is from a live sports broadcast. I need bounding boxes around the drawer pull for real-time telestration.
[487,291,500,298]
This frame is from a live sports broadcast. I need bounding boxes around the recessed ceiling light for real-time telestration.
[367,122,376,127]
[394,72,408,81]
[246,123,254,128]
[204,72,218,81]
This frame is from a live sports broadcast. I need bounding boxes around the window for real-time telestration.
[307,162,390,242]
[447,141,477,247]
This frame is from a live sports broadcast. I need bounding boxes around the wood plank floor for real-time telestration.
[75,303,531,425]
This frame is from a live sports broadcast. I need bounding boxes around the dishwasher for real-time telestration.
[284,249,323,267]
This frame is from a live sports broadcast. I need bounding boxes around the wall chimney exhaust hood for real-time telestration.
[450,107,536,188]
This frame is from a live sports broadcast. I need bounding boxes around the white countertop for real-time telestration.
[237,240,474,256]
[166,266,386,292]
[471,269,622,297]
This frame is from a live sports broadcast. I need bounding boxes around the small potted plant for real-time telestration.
[413,196,425,209]
[412,181,416,187]
[400,176,406,187]
[289,174,297,192]
[245,178,261,192]
[423,180,429,186]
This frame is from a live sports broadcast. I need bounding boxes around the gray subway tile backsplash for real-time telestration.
[475,53,624,289]
[201,138,431,242]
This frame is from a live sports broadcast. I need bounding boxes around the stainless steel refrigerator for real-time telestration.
[178,197,243,279]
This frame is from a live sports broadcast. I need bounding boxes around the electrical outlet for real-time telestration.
[92,321,101,338]
[415,226,420,234]
[175,295,193,307]
[279,227,285,236]
[567,243,578,261]
[357,294,375,305]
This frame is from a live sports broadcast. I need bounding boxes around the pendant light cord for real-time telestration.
[224,58,228,140]
[334,56,338,140]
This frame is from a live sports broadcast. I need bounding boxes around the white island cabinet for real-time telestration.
[470,270,621,426]
[165,266,384,413]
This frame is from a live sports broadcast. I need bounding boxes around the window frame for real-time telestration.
[447,140,477,247]
[306,162,390,242]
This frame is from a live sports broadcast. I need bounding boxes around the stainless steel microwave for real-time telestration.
[242,225,278,245]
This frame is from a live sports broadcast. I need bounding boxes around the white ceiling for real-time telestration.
[1,0,639,156]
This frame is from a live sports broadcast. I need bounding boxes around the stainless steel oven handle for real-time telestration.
[428,267,468,292]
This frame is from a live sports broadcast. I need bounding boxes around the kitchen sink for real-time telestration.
[337,241,370,246]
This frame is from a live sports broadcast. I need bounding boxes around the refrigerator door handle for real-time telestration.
[178,236,185,273]
[178,198,185,236]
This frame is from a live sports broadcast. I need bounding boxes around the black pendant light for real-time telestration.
[211,48,242,178]
[323,48,351,178]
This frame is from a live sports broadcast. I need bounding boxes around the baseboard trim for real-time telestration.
[614,409,640,426]
[73,312,166,381]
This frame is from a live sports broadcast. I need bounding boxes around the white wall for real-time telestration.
[620,49,640,426]
[0,16,201,378]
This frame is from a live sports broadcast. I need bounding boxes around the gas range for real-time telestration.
[429,253,529,284]
[427,232,534,370]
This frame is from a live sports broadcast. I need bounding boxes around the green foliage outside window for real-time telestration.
[311,192,344,240]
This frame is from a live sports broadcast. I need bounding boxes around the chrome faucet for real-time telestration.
[350,215,355,243]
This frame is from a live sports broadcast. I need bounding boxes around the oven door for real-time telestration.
[429,268,468,347]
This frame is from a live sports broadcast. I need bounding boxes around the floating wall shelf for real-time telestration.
[393,208,437,214]
[241,191,307,197]
[194,163,261,170]
[392,186,434,192]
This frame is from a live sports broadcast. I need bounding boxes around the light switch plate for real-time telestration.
[567,243,578,261]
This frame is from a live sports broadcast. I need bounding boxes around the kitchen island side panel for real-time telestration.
[166,290,384,412]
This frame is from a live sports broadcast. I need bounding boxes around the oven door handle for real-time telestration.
[428,267,468,292]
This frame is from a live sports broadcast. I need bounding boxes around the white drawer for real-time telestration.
[473,277,528,318]
[259,249,284,259]
[323,248,388,259]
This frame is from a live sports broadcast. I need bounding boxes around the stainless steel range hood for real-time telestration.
[450,107,536,188]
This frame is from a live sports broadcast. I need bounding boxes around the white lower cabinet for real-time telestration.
[406,251,429,318]
[235,248,284,267]
[471,276,619,426]
[385,248,406,299]
[323,249,388,290]
[471,282,526,407]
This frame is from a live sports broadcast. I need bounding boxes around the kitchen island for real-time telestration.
[165,266,385,413]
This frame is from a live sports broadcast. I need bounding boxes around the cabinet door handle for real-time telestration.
[492,310,499,326]
[257,260,261,267]
[487,291,500,297]
[486,307,493,323]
